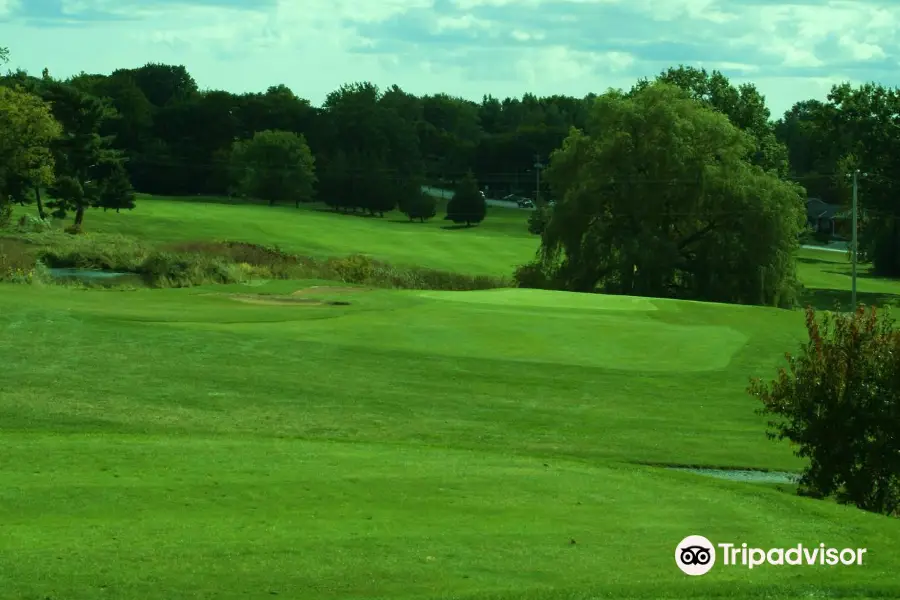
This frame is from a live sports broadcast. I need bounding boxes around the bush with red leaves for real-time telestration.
[749,305,900,517]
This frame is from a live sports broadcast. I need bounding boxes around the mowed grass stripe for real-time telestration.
[0,282,806,470]
[0,437,896,599]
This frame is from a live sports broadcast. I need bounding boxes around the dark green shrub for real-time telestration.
[749,306,900,517]
[16,214,52,233]
[528,205,551,235]
[401,191,437,222]
[138,251,240,288]
[164,240,310,278]
[38,234,149,271]
[326,254,378,283]
[513,261,553,289]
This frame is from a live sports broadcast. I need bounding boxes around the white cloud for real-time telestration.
[838,36,886,61]
[0,0,899,116]
[433,14,492,32]
[511,29,545,41]
[514,46,634,86]
[0,0,20,17]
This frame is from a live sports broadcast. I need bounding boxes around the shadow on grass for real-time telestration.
[160,195,272,207]
[800,288,900,310]
[310,208,388,219]
[440,224,477,230]
[152,196,338,215]
[823,269,899,282]
[798,256,840,266]
[386,219,435,224]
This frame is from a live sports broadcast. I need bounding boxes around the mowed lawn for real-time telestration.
[3,197,900,598]
[2,278,900,599]
[81,195,538,276]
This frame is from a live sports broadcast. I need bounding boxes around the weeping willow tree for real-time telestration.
[516,82,806,307]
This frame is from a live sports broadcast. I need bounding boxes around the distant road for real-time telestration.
[802,243,848,253]
[424,188,858,248]
[421,186,534,210]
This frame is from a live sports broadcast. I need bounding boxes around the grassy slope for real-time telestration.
[797,249,900,309]
[2,198,900,599]
[80,196,900,309]
[80,195,537,276]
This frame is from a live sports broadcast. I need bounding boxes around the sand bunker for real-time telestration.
[204,293,349,307]
[229,295,324,306]
[291,286,368,296]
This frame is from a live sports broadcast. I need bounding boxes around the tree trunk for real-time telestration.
[74,206,85,227]
[34,186,46,220]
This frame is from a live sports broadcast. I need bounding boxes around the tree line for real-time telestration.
[5,46,900,273]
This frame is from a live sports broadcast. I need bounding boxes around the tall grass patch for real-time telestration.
[2,233,512,291]
[0,237,41,283]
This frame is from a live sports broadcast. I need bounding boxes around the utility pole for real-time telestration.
[851,170,858,308]
[849,169,866,308]
[534,155,544,205]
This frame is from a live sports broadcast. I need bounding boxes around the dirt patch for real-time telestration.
[291,286,369,296]
[201,293,349,306]
[230,295,324,306]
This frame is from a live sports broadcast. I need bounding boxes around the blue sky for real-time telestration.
[1,0,897,118]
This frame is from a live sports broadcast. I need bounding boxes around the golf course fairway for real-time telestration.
[1,279,898,599]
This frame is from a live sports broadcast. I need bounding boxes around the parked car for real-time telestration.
[500,194,534,208]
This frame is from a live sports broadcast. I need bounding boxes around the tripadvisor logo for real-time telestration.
[675,535,867,576]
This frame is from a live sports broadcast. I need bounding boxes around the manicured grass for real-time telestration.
[2,281,899,599]
[79,195,538,276]
[797,248,900,309]
[3,198,900,598]
[39,196,900,309]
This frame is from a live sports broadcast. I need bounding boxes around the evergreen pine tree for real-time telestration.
[445,171,486,226]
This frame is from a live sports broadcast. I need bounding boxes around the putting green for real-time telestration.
[418,288,659,311]
[157,289,748,372]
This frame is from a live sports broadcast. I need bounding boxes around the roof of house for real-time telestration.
[806,198,840,220]
[806,198,867,221]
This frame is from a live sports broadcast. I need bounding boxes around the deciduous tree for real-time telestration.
[0,85,62,221]
[637,66,789,175]
[229,130,316,207]
[525,82,804,306]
